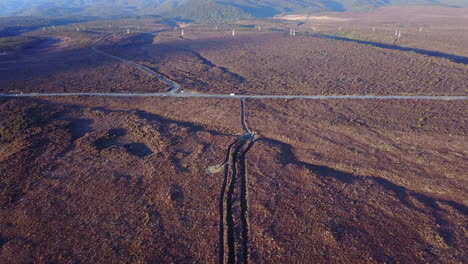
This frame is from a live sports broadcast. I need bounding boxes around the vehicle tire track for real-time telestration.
[220,139,239,264]
[219,99,256,264]
[238,140,255,264]
[240,98,251,134]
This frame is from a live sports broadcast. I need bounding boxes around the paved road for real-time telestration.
[1,92,467,100]
[2,34,466,101]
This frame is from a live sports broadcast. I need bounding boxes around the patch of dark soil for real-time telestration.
[113,173,132,184]
[330,223,347,242]
[111,237,129,257]
[94,128,126,150]
[69,118,93,141]
[124,142,153,157]
[170,184,184,202]
[171,155,185,171]
[23,37,60,55]
[146,208,165,232]
[0,234,7,248]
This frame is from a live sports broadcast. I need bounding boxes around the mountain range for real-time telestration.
[1,0,467,23]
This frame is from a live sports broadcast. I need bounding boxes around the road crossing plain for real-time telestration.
[1,10,467,263]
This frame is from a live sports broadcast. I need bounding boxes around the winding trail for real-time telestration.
[240,99,251,134]
[1,92,466,100]
[219,139,240,264]
[2,34,466,100]
[91,34,180,93]
[3,31,466,263]
[83,32,468,263]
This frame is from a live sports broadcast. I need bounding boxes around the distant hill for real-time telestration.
[1,0,466,23]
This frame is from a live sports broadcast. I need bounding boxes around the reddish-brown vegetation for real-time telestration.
[0,97,241,262]
[106,28,467,96]
[1,97,466,263]
[0,21,172,94]
[244,99,467,263]
[1,11,467,264]
[0,50,169,93]
[282,6,468,57]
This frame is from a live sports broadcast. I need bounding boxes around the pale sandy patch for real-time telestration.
[275,14,351,22]
[308,16,351,21]
[56,37,72,50]
[178,23,192,28]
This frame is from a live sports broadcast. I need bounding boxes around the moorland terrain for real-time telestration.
[0,5,467,264]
